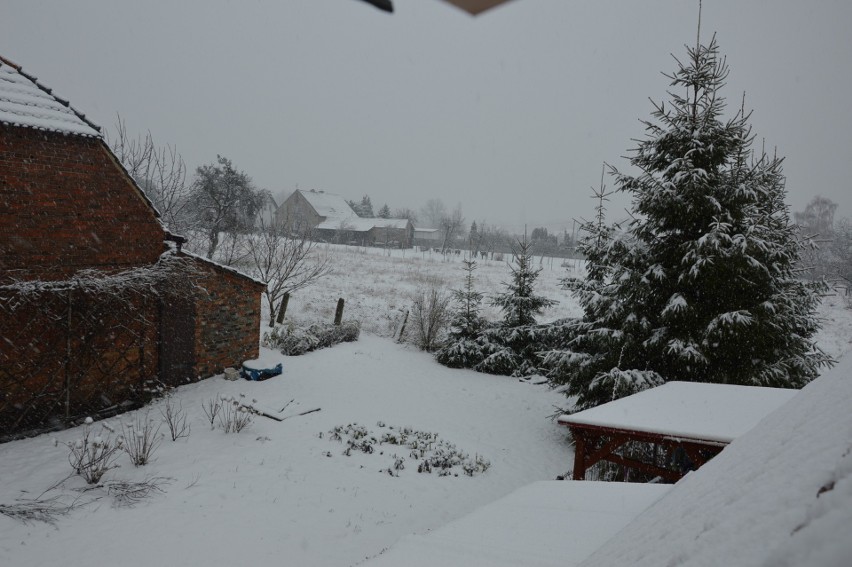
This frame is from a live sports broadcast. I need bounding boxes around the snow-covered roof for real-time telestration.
[413,227,440,233]
[179,249,266,287]
[558,381,797,444]
[365,481,670,567]
[316,216,411,232]
[298,190,356,224]
[0,56,101,138]
[580,357,852,567]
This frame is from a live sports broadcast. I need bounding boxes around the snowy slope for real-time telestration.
[363,481,670,567]
[581,353,852,567]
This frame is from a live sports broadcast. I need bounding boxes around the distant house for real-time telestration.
[275,189,354,233]
[413,228,443,248]
[0,56,265,435]
[276,189,413,247]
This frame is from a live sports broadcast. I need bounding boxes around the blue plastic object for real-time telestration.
[240,362,283,381]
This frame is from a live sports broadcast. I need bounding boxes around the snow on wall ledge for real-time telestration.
[580,356,852,567]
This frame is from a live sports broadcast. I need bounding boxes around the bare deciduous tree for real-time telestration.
[419,198,447,229]
[410,282,451,351]
[246,221,332,327]
[439,204,465,254]
[106,115,193,236]
[393,207,418,225]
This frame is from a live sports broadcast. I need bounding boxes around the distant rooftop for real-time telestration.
[298,189,356,224]
[0,56,101,138]
[316,216,411,232]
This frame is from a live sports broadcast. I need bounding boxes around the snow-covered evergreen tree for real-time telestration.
[436,259,487,368]
[544,35,831,410]
[492,235,555,328]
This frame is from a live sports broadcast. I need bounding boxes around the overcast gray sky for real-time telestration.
[3,0,851,231]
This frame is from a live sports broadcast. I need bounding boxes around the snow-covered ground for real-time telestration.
[1,246,850,567]
[0,334,571,566]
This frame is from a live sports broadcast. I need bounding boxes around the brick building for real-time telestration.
[0,56,264,435]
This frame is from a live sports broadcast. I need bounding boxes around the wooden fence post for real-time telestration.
[334,298,345,326]
[396,309,410,343]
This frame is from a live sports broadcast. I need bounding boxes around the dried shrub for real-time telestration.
[63,418,123,484]
[217,396,253,433]
[159,396,191,441]
[0,497,79,525]
[409,283,451,351]
[201,396,222,429]
[120,411,163,466]
[106,476,172,507]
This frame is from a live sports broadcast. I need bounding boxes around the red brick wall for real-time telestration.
[0,125,263,434]
[0,125,165,280]
[189,258,263,378]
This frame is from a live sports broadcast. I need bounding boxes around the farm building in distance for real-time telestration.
[276,189,414,247]
[0,55,264,435]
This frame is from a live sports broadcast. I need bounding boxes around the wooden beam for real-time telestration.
[572,429,587,480]
[604,452,683,483]
[585,432,630,468]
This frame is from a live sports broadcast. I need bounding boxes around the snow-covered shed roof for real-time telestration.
[0,56,101,138]
[365,480,670,567]
[580,357,852,567]
[298,189,356,224]
[315,216,411,232]
[558,381,797,444]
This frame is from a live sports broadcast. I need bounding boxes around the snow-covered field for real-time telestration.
[278,244,583,337]
[1,246,850,567]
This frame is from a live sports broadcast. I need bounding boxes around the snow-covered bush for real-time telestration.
[262,320,360,356]
[62,418,123,484]
[324,422,491,478]
[120,411,163,466]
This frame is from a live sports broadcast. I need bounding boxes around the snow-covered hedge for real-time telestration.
[262,321,360,356]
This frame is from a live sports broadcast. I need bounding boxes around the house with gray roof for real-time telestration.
[276,189,413,247]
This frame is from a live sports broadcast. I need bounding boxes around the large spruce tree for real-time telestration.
[544,35,831,410]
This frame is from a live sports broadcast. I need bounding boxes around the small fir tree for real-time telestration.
[378,204,391,218]
[544,35,831,410]
[492,235,556,328]
[436,259,487,368]
[450,259,486,339]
